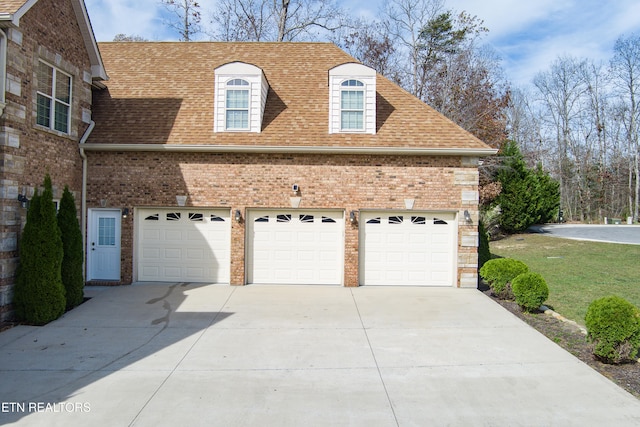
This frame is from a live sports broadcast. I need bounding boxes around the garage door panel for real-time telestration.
[360,211,455,286]
[142,229,161,241]
[165,230,183,241]
[137,209,230,283]
[248,210,344,285]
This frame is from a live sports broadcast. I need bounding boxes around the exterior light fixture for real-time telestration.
[122,208,129,218]
[176,195,187,207]
[235,209,243,223]
[463,210,472,224]
[349,210,357,224]
[17,194,29,208]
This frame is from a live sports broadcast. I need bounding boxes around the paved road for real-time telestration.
[532,224,640,245]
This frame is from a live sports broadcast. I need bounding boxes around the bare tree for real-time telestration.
[113,34,149,42]
[208,0,346,42]
[533,56,589,220]
[610,33,640,221]
[160,0,202,41]
[383,0,445,96]
[210,0,272,41]
[506,87,546,166]
[335,20,399,79]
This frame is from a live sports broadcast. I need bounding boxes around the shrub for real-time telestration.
[479,258,528,299]
[478,220,491,269]
[585,296,640,364]
[495,140,560,233]
[13,175,66,325]
[511,272,549,312]
[58,186,84,310]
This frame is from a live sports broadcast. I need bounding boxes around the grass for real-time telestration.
[489,233,640,326]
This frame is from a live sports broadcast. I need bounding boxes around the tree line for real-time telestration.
[116,0,639,225]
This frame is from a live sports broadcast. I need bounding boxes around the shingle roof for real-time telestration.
[89,42,491,151]
[0,0,30,15]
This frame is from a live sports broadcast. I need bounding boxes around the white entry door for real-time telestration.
[247,210,344,285]
[87,209,121,281]
[359,211,456,286]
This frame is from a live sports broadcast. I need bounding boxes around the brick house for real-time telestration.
[0,0,106,320]
[0,2,495,320]
[82,42,496,289]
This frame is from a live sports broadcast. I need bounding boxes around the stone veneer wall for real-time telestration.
[0,0,94,320]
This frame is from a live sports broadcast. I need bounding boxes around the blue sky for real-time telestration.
[85,0,640,87]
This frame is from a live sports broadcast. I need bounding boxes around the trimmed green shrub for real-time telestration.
[478,220,491,269]
[58,186,84,310]
[13,175,66,325]
[585,296,640,364]
[479,258,528,299]
[511,272,549,312]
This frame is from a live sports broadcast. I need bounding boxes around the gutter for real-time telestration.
[79,120,95,279]
[79,143,498,157]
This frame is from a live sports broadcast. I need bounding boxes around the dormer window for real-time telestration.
[214,62,268,133]
[329,63,376,134]
[340,80,364,131]
[226,79,250,130]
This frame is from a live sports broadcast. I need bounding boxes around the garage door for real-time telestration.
[359,211,456,286]
[247,210,344,285]
[137,208,231,283]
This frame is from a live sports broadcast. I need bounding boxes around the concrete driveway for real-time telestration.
[1,284,640,426]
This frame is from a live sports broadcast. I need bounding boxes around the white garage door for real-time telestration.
[137,208,231,283]
[247,210,344,285]
[360,211,456,286]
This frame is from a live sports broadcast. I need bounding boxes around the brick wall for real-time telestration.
[86,151,480,287]
[0,0,93,320]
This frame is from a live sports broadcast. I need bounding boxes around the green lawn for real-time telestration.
[489,234,640,326]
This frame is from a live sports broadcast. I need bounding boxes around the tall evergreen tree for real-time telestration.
[58,186,84,310]
[496,140,560,233]
[13,175,66,324]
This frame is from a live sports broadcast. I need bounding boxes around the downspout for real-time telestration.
[0,29,7,116]
[79,120,95,279]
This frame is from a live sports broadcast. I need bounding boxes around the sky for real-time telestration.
[84,0,640,87]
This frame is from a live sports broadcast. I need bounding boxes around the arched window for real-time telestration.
[340,79,364,130]
[226,78,249,130]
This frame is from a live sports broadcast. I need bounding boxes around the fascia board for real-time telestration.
[79,143,498,157]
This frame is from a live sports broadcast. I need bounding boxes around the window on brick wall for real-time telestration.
[36,61,72,134]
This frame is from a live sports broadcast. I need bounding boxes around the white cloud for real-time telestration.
[446,0,640,86]
[85,0,171,41]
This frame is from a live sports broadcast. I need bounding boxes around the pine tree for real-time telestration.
[13,175,66,324]
[58,186,84,310]
[496,141,560,233]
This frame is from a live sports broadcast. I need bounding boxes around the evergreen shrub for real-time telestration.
[479,258,528,299]
[511,272,549,312]
[58,186,84,310]
[585,296,640,364]
[13,175,66,325]
[478,220,491,269]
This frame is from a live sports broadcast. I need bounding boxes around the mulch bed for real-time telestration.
[482,288,640,399]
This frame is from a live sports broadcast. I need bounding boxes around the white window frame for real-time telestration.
[340,79,365,131]
[36,60,72,134]
[225,78,250,131]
